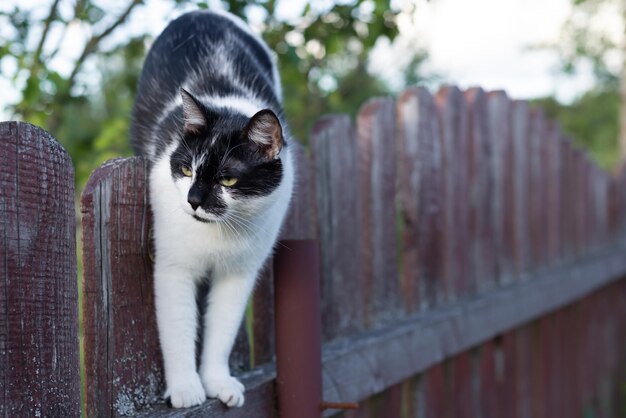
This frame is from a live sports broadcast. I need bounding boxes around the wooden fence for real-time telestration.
[1,86,626,417]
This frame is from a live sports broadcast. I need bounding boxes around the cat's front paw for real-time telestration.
[165,374,206,408]
[202,374,245,407]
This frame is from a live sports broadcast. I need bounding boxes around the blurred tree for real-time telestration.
[532,89,620,169]
[0,0,145,186]
[0,0,429,187]
[543,0,626,162]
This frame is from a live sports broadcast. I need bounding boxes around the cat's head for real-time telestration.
[169,89,285,223]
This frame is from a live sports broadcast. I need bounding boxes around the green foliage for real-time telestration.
[531,88,620,169]
[1,0,428,188]
[531,0,624,167]
[548,0,622,86]
[220,0,408,139]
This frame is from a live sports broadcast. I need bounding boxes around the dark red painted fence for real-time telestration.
[1,86,626,417]
[0,122,80,417]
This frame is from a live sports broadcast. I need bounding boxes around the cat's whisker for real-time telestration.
[222,211,262,235]
[225,212,290,251]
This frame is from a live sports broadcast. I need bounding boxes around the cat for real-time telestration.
[130,10,294,409]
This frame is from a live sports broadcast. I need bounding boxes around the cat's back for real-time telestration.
[140,10,274,86]
[131,10,280,159]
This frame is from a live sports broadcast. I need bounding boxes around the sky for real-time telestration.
[0,0,617,119]
[371,0,599,101]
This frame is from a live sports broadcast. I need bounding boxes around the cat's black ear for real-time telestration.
[180,88,207,134]
[243,109,283,159]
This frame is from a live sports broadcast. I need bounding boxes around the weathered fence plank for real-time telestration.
[319,243,626,409]
[81,157,164,417]
[511,101,531,276]
[465,88,497,291]
[487,92,515,283]
[310,115,363,340]
[478,341,497,418]
[397,87,444,310]
[436,86,471,300]
[514,327,532,418]
[357,98,401,327]
[0,122,80,417]
[280,141,315,241]
[560,140,574,261]
[528,110,547,270]
[451,352,472,418]
[545,123,562,264]
[425,364,446,418]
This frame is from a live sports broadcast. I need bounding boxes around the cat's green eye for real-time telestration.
[220,177,238,187]
[181,166,193,177]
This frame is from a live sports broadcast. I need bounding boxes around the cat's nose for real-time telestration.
[188,190,203,211]
[188,200,200,211]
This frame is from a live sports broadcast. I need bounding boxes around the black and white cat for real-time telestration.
[130,10,293,409]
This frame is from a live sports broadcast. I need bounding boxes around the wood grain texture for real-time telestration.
[310,115,363,341]
[81,157,163,417]
[319,244,626,408]
[397,87,444,310]
[451,352,472,418]
[478,342,499,418]
[251,264,274,367]
[516,326,533,418]
[499,332,518,418]
[487,91,515,284]
[528,110,548,270]
[465,88,497,292]
[544,122,562,264]
[281,140,315,241]
[573,150,586,257]
[560,140,574,261]
[425,364,446,418]
[510,101,531,276]
[0,122,80,417]
[436,87,471,300]
[357,98,401,327]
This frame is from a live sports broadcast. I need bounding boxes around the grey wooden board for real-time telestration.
[465,88,497,293]
[396,87,444,310]
[486,91,514,284]
[510,101,531,275]
[319,241,626,414]
[357,97,401,327]
[310,115,364,340]
[436,86,471,300]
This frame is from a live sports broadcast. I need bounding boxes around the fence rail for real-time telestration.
[1,85,626,417]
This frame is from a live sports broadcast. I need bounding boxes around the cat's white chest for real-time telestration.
[159,212,257,275]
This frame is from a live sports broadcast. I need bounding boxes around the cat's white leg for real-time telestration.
[199,273,255,407]
[154,264,206,408]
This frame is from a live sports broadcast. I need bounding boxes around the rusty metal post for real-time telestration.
[274,239,322,418]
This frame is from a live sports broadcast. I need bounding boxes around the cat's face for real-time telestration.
[170,89,284,223]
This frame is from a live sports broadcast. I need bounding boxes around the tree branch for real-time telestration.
[65,0,143,95]
[32,0,61,73]
[48,0,142,132]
